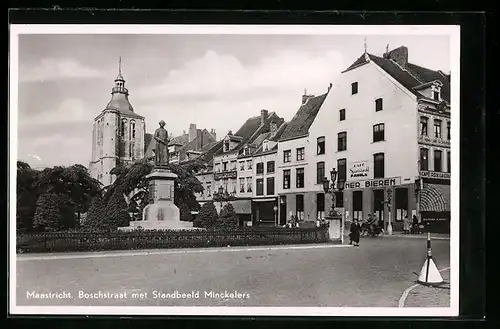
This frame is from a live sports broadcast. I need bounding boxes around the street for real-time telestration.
[15,236,450,308]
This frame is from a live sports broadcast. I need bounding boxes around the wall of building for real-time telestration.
[252,152,278,198]
[237,156,253,198]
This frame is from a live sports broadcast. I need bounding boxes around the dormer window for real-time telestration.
[224,140,230,152]
[243,145,250,156]
[263,141,269,152]
[431,81,442,101]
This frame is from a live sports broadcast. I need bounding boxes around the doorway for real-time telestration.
[279,196,287,225]
[373,189,385,223]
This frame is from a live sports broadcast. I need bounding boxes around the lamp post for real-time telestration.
[415,178,421,230]
[384,188,393,235]
[323,168,346,243]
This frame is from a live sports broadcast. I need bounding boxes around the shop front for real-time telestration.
[418,176,451,233]
[251,198,278,227]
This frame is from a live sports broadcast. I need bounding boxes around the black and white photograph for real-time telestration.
[9,25,460,316]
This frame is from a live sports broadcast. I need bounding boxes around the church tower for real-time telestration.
[89,58,146,186]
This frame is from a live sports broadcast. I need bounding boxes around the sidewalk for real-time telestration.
[404,283,451,307]
[343,231,450,240]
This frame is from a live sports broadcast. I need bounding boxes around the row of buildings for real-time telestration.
[89,45,452,232]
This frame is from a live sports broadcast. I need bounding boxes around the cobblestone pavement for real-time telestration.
[15,237,451,308]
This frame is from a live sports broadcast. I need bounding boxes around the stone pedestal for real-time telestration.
[119,167,196,231]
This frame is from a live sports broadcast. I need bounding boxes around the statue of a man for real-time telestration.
[154,120,170,166]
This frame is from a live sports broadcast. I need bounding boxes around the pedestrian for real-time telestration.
[349,218,361,247]
[403,215,410,234]
[412,214,419,234]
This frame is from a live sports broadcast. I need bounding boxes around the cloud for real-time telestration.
[137,49,344,100]
[20,98,93,126]
[20,58,104,82]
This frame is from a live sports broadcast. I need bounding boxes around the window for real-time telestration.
[420,148,429,171]
[352,191,363,221]
[223,162,228,171]
[434,119,442,139]
[239,178,245,193]
[267,161,275,173]
[246,177,252,192]
[256,162,264,174]
[374,153,385,178]
[283,170,291,189]
[224,141,230,152]
[317,193,325,220]
[256,179,264,196]
[230,160,237,170]
[338,158,347,182]
[317,162,325,184]
[130,121,136,139]
[296,168,305,188]
[296,195,304,220]
[420,117,428,136]
[283,150,291,163]
[297,147,305,161]
[240,161,245,171]
[215,163,220,173]
[373,123,385,142]
[223,179,228,192]
[433,90,440,101]
[206,184,212,197]
[447,121,451,140]
[246,160,252,170]
[338,132,347,151]
[339,109,346,121]
[317,136,325,155]
[375,98,383,112]
[395,188,408,221]
[243,146,250,156]
[434,150,442,172]
[232,178,237,194]
[129,142,134,158]
[266,177,275,195]
[447,151,451,173]
[335,192,344,208]
[121,119,127,137]
[351,82,358,95]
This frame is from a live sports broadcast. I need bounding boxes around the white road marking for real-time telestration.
[398,266,451,307]
[17,244,352,261]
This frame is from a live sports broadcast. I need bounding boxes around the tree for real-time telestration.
[179,203,193,222]
[194,202,218,228]
[33,193,63,232]
[104,189,131,230]
[218,203,238,228]
[16,161,39,232]
[84,195,108,231]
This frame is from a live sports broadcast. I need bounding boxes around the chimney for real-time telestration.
[211,128,216,140]
[188,123,197,142]
[228,130,232,135]
[260,109,268,125]
[270,121,277,133]
[384,46,408,68]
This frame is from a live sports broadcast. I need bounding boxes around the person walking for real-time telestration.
[412,214,419,234]
[349,218,361,247]
[403,215,410,234]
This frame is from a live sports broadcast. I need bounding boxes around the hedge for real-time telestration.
[16,226,332,253]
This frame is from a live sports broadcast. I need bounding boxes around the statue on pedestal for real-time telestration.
[154,120,170,167]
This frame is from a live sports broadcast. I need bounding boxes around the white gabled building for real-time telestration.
[309,46,451,232]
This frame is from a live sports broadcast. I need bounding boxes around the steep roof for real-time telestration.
[343,52,450,102]
[253,121,289,156]
[234,116,262,142]
[279,94,328,141]
[169,134,189,146]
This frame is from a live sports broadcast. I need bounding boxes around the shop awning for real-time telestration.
[252,198,276,202]
[231,200,252,214]
[420,183,450,212]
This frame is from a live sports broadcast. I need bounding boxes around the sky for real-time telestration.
[15,32,451,169]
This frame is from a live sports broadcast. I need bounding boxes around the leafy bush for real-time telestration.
[33,193,62,232]
[194,201,218,228]
[179,203,193,222]
[105,190,131,230]
[218,203,238,228]
[84,195,109,231]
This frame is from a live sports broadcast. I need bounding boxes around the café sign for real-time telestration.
[418,135,450,147]
[345,177,401,189]
[419,170,450,180]
[214,170,237,180]
[348,160,370,180]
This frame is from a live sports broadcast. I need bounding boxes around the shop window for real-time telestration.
[395,188,408,222]
[352,191,363,221]
[317,193,325,220]
[296,195,304,220]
